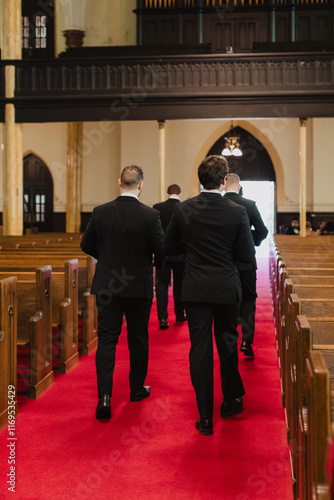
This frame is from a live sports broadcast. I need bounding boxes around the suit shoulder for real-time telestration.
[153,201,165,211]
[242,196,256,208]
[139,202,161,216]
[223,196,246,210]
[92,200,116,214]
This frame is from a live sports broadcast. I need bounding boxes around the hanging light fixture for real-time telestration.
[222,122,243,157]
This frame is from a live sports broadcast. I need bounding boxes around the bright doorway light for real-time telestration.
[240,181,275,257]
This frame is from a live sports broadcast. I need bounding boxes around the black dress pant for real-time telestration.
[156,261,185,320]
[238,270,257,344]
[95,295,152,398]
[185,301,245,419]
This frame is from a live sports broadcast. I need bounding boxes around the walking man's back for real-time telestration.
[80,165,164,420]
[224,173,268,357]
[153,184,186,330]
[164,155,255,435]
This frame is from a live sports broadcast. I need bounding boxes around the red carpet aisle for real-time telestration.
[0,257,292,500]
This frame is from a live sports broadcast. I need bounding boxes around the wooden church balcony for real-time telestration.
[3,51,333,122]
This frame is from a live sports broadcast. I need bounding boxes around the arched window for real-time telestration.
[23,154,54,232]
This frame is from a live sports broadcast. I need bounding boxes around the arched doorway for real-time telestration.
[207,126,276,182]
[23,154,54,233]
[207,126,276,243]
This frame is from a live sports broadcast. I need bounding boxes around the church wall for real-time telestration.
[81,121,121,212]
[55,0,137,55]
[119,118,301,209]
[313,118,334,212]
[120,121,160,208]
[22,122,67,213]
[0,117,333,230]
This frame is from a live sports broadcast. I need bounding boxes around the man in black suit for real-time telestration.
[80,165,164,420]
[164,155,255,435]
[153,184,186,330]
[224,173,268,357]
[285,217,300,235]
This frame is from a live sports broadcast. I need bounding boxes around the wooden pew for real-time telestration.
[285,289,334,441]
[0,277,17,430]
[78,256,97,355]
[0,254,97,357]
[0,267,53,399]
[294,316,334,500]
[0,261,79,374]
[285,295,334,500]
[305,350,331,500]
[269,235,334,499]
[52,260,79,374]
[275,264,334,387]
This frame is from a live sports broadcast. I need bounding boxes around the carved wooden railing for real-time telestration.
[13,53,334,96]
[0,52,333,121]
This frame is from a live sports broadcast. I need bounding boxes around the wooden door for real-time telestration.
[23,154,54,233]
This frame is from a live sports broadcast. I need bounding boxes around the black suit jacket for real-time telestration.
[224,191,268,270]
[80,196,164,299]
[164,192,255,304]
[153,198,180,232]
[223,192,268,246]
[153,198,184,263]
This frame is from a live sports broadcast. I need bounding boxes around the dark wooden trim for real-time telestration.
[53,213,66,233]
[2,52,332,121]
[12,93,334,122]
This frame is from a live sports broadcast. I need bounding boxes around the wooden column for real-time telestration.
[158,120,166,202]
[66,123,83,233]
[299,118,307,237]
[2,0,23,236]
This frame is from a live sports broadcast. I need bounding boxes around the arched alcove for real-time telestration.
[206,126,276,182]
[23,153,54,232]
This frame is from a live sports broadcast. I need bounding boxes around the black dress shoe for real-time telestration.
[240,340,254,357]
[130,386,150,402]
[176,314,187,323]
[220,397,243,418]
[159,319,169,330]
[195,417,213,435]
[95,394,111,420]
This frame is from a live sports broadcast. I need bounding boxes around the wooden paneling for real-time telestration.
[138,2,334,50]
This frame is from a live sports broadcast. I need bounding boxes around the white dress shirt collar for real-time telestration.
[201,189,222,194]
[120,192,138,199]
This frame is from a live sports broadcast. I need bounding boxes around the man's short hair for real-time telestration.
[167,184,181,195]
[198,155,229,190]
[120,165,144,188]
[225,173,240,189]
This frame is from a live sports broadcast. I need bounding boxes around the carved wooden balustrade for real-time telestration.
[5,52,334,121]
